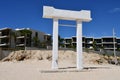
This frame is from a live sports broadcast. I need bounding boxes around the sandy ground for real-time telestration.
[0,60,120,80]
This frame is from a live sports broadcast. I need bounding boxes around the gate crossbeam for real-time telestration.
[59,24,76,27]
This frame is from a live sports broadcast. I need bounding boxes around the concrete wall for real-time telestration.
[0,50,11,60]
[10,35,15,48]
[31,29,45,42]
[0,48,2,60]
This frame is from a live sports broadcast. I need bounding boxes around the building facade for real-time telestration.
[0,28,51,49]
[63,36,120,50]
[117,38,120,50]
[15,28,46,48]
[102,37,117,50]
[1,27,120,51]
[64,37,72,48]
[0,28,15,49]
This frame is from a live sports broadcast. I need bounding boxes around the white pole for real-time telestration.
[52,18,58,69]
[113,28,117,65]
[76,20,83,70]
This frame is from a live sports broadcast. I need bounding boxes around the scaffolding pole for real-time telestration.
[113,28,118,65]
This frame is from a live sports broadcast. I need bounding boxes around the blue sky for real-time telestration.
[0,0,120,38]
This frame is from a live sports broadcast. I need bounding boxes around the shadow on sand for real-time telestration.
[59,66,110,70]
[40,66,110,73]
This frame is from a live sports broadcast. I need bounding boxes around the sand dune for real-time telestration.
[2,50,108,64]
[0,50,120,80]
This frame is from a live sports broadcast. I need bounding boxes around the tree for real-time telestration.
[32,36,40,47]
[58,35,64,48]
[93,41,97,51]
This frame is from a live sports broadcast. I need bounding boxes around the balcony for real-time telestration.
[102,42,117,44]
[0,35,9,38]
[64,39,71,45]
[82,41,85,43]
[117,43,120,45]
[102,38,116,44]
[104,47,117,50]
[87,46,93,49]
[16,36,25,39]
[0,43,10,46]
[72,41,76,43]
[103,44,117,50]
[86,41,93,44]
[64,42,71,44]
[96,43,102,45]
[16,44,25,47]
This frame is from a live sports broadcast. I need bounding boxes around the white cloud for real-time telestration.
[109,8,120,13]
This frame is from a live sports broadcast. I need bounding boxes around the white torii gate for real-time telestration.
[43,6,92,70]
